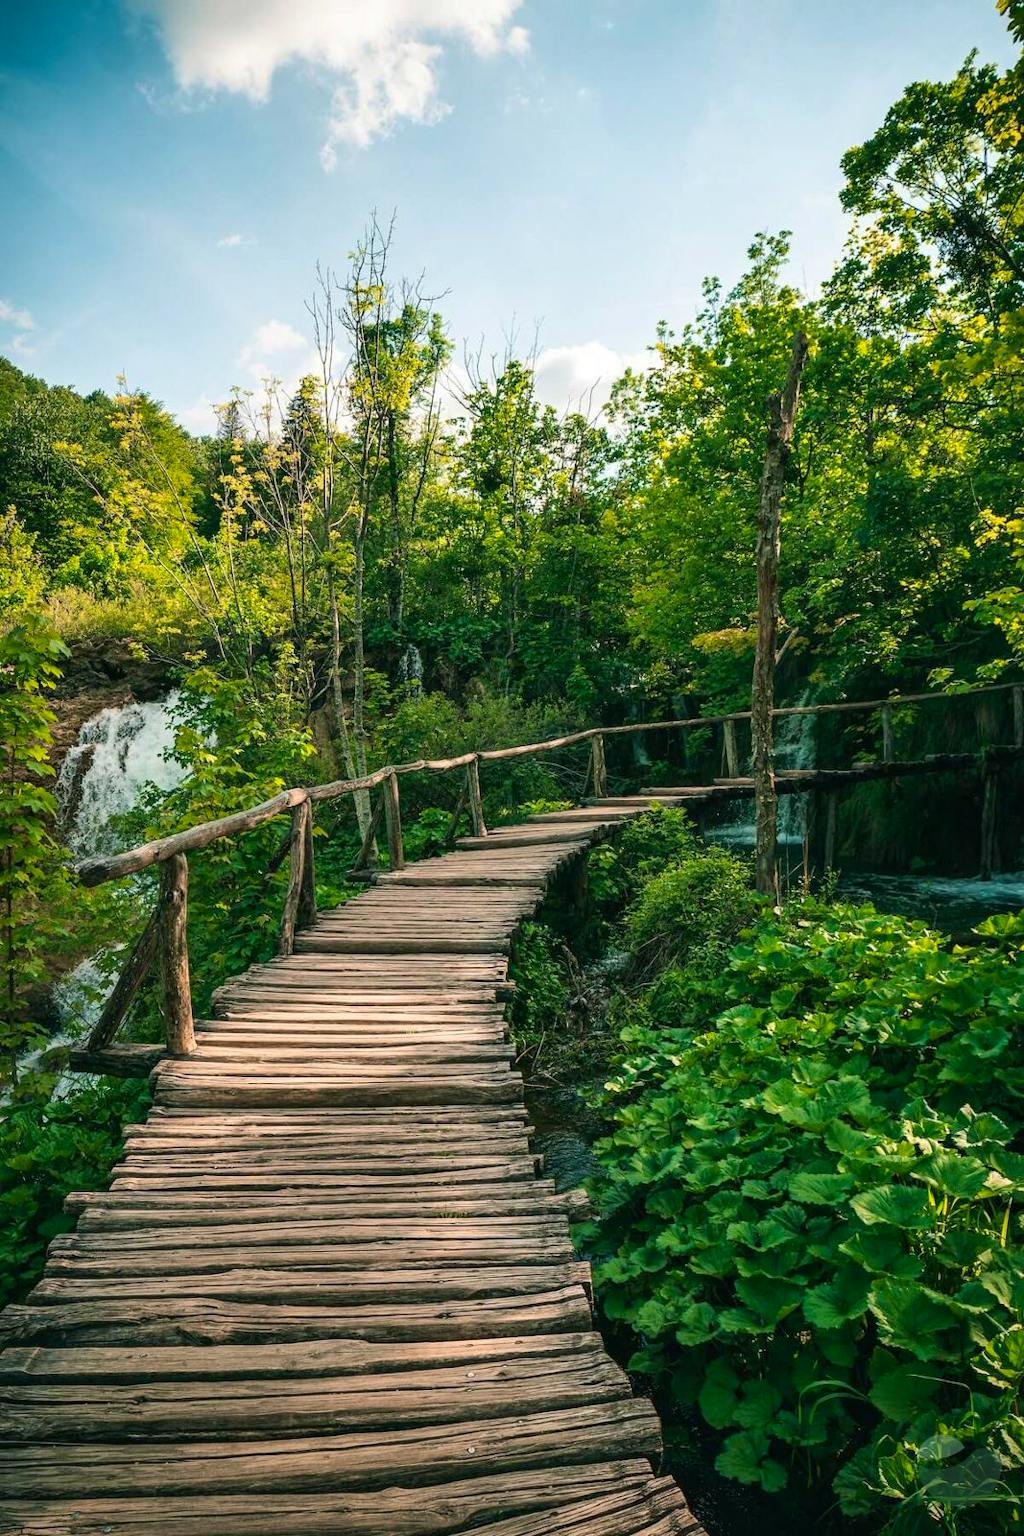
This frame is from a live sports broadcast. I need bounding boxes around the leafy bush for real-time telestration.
[625,844,758,977]
[508,920,577,1075]
[0,1077,150,1306]
[585,901,1024,1530]
[586,807,699,916]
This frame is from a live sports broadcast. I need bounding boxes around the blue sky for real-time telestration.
[0,0,1016,431]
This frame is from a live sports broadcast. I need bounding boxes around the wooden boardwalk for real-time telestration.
[0,799,708,1535]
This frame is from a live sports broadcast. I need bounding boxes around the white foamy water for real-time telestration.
[48,693,186,1050]
[56,692,185,858]
[711,694,817,850]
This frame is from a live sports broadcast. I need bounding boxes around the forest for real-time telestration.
[3,7,1024,1532]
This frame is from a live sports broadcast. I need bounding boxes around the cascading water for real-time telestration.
[56,693,184,858]
[51,693,187,1048]
[397,643,424,692]
[711,693,817,853]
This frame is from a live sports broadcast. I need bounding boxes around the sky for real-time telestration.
[0,0,1017,433]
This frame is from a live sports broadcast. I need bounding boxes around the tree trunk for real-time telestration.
[158,854,194,1056]
[327,570,370,839]
[752,330,809,898]
[386,410,404,636]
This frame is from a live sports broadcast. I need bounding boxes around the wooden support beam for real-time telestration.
[384,770,405,870]
[467,756,487,839]
[823,792,838,874]
[158,854,194,1057]
[443,781,469,849]
[298,799,317,929]
[83,906,160,1052]
[722,719,739,780]
[980,767,999,881]
[279,799,311,958]
[68,1043,165,1079]
[350,792,384,878]
[590,734,609,799]
[881,703,894,764]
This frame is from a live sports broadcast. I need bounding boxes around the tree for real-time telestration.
[751,331,809,898]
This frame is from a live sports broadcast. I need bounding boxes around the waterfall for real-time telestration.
[56,693,185,858]
[51,693,187,1047]
[398,643,424,693]
[712,693,817,851]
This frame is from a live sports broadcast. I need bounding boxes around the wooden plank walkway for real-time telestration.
[0,799,708,1535]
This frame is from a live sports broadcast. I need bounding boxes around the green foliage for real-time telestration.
[624,844,759,977]
[585,898,1024,1529]
[0,618,72,1081]
[508,920,576,1071]
[0,1078,149,1307]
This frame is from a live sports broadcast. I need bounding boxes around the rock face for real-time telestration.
[56,638,172,704]
[49,640,176,779]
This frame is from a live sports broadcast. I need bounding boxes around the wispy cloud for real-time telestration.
[533,340,649,415]
[0,299,34,331]
[216,232,245,248]
[137,0,529,161]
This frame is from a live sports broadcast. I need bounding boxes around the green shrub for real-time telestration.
[586,807,699,917]
[625,844,759,977]
[0,1077,150,1305]
[584,902,1024,1530]
[508,920,576,1074]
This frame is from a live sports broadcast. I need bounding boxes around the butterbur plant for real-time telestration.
[584,900,1024,1530]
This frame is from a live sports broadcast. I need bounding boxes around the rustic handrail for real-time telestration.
[76,679,1021,888]
[66,676,1023,1072]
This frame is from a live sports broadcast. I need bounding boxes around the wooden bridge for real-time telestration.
[1,680,1022,1532]
[0,794,715,1535]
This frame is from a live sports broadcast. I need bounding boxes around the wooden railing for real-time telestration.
[69,679,1023,1072]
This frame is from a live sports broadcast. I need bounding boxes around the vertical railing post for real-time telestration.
[980,766,998,881]
[722,719,739,779]
[590,733,608,798]
[298,799,317,928]
[280,797,312,955]
[466,755,487,837]
[823,792,838,875]
[880,703,894,764]
[159,853,195,1056]
[1014,686,1023,748]
[384,770,405,869]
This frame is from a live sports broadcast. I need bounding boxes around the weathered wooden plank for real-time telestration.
[0,1400,660,1497]
[45,1233,578,1274]
[0,1330,606,1383]
[0,1288,594,1347]
[29,1261,593,1306]
[0,1354,630,1440]
[0,1462,655,1534]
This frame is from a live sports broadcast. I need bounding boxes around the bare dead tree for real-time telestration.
[752,330,810,898]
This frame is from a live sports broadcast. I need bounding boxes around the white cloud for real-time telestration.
[0,299,34,331]
[138,0,529,158]
[235,318,320,408]
[533,341,648,416]
[178,395,220,435]
[238,317,308,376]
[217,232,244,247]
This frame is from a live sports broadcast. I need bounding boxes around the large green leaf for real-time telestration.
[789,1170,855,1205]
[803,1268,871,1329]
[867,1362,941,1421]
[850,1184,932,1229]
[715,1429,788,1491]
[913,1150,990,1199]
